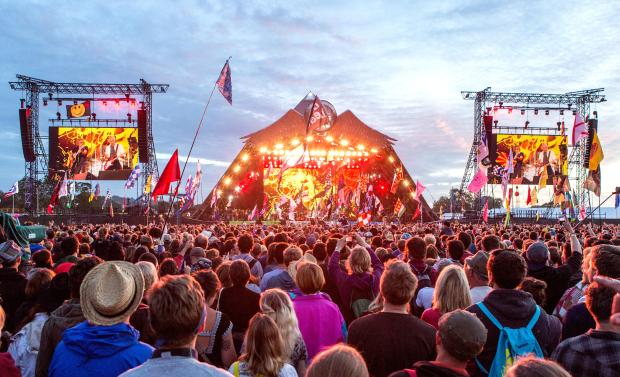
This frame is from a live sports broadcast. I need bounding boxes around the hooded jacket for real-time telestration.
[0,266,27,333]
[49,321,153,377]
[527,252,582,313]
[466,289,561,376]
[328,246,383,323]
[35,298,85,377]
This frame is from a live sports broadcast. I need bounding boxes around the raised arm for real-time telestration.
[328,237,348,284]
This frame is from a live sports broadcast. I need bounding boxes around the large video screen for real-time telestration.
[489,134,568,185]
[49,127,139,180]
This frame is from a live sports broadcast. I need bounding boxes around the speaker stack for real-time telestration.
[137,109,149,163]
[19,108,35,162]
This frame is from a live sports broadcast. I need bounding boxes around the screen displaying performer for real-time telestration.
[50,127,139,180]
[489,134,568,185]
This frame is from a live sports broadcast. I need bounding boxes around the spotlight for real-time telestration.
[125,94,130,100]
[139,101,145,109]
[557,121,561,131]
[102,100,107,107]
[493,120,498,127]
[92,113,97,121]
[508,108,512,114]
[43,99,48,106]
[545,109,549,116]
[486,107,492,114]
[572,110,577,116]
[57,99,62,106]
[520,109,525,115]
[73,100,78,105]
[56,112,61,120]
[593,111,598,117]
[525,121,530,129]
[567,103,572,109]
[20,99,25,108]
[534,109,538,115]
[115,99,120,108]
[127,113,132,122]
[499,101,503,107]
[560,110,564,115]
[48,93,53,100]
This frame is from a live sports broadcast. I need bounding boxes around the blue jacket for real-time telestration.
[49,321,153,377]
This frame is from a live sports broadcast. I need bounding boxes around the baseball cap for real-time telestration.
[526,242,549,267]
[0,241,23,264]
[438,309,487,361]
[465,252,489,280]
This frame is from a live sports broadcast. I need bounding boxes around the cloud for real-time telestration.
[155,153,229,167]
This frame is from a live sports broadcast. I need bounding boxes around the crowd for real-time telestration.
[0,219,619,377]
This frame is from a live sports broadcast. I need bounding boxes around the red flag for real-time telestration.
[413,203,421,220]
[526,187,532,205]
[482,200,489,223]
[47,175,64,214]
[391,166,403,194]
[152,149,181,202]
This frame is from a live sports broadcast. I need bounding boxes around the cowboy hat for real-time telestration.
[80,261,144,326]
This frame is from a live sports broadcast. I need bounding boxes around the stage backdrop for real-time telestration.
[489,134,568,185]
[49,127,139,180]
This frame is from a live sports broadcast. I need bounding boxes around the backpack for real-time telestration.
[410,263,432,291]
[350,285,374,318]
[475,302,544,377]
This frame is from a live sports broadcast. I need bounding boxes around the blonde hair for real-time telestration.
[260,289,302,361]
[432,265,472,314]
[306,344,369,377]
[347,246,371,274]
[505,356,571,377]
[0,305,5,331]
[242,313,286,377]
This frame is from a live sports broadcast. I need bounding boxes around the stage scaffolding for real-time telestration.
[459,87,606,215]
[9,74,169,213]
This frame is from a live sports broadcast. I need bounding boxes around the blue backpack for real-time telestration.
[475,302,544,377]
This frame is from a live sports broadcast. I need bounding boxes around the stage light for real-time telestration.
[228,195,233,200]
[306,135,314,142]
[291,138,300,146]
[486,107,492,114]
[20,99,25,108]
[233,165,240,173]
[241,154,249,162]
[74,100,78,105]
[325,135,334,142]
[499,101,503,107]
[217,190,222,196]
[57,99,62,106]
[357,144,365,150]
[224,177,231,185]
[259,146,268,154]
[572,110,577,116]
[56,112,61,121]
[520,109,525,115]
[48,93,53,100]
[545,109,549,116]
[92,113,97,121]
[411,192,416,198]
[130,101,137,109]
[102,100,107,107]
[525,121,530,129]
[370,147,378,154]
[340,139,349,146]
[404,180,410,187]
[508,108,512,114]
[593,111,598,117]
[388,156,395,163]
[275,143,284,149]
[567,103,572,109]
[234,186,241,193]
[127,113,132,122]
[493,120,498,127]
[557,122,561,131]
[560,110,564,115]
[534,109,538,115]
[43,99,48,106]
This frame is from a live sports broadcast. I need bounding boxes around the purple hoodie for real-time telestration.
[328,246,383,321]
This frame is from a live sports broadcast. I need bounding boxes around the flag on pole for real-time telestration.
[47,174,66,214]
[412,203,421,220]
[572,113,588,145]
[506,149,514,175]
[3,182,18,200]
[584,167,601,196]
[248,205,258,221]
[89,183,99,202]
[588,130,604,171]
[578,205,587,221]
[536,211,540,222]
[216,59,232,105]
[109,202,114,217]
[152,149,181,202]
[58,175,69,198]
[526,187,532,206]
[439,205,444,220]
[478,132,490,171]
[468,168,487,193]
[482,199,489,223]
[538,166,548,190]
[501,170,509,199]
[504,197,511,227]
[307,95,329,134]
[394,199,405,217]
[530,187,538,206]
[615,193,620,208]
[102,189,111,209]
[415,180,426,201]
[124,164,141,189]
[391,166,403,194]
[144,175,152,195]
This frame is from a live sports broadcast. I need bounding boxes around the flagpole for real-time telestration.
[161,58,229,237]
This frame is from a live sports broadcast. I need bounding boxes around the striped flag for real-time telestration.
[3,182,18,200]
[124,164,141,189]
[216,59,232,105]
[102,189,111,209]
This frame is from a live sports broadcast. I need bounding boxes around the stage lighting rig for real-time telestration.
[57,99,62,106]
[534,109,538,115]
[520,109,525,115]
[92,113,97,121]
[525,121,530,129]
[43,99,48,106]
[560,110,564,115]
[56,112,61,120]
[20,99,25,108]
[545,109,550,116]
[127,113,132,122]
[557,121,561,131]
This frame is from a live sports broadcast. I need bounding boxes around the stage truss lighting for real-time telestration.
[56,112,61,120]
[20,99,25,108]
[534,109,538,115]
[545,109,550,116]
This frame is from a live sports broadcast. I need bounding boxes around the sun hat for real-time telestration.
[0,241,23,263]
[288,253,318,281]
[465,251,489,280]
[438,309,487,361]
[80,261,144,326]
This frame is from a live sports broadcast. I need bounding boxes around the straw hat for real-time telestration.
[288,253,318,282]
[80,261,144,326]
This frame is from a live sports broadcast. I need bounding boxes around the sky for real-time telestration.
[1,0,619,207]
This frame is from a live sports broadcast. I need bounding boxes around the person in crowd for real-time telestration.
[48,261,153,377]
[329,234,383,322]
[228,313,297,377]
[36,256,103,377]
[421,265,472,329]
[291,261,346,361]
[433,240,465,269]
[259,289,307,376]
[553,248,593,321]
[0,306,21,377]
[193,270,237,369]
[480,235,501,253]
[120,275,231,377]
[8,268,56,377]
[54,236,80,269]
[518,277,547,307]
[32,249,53,269]
[552,247,620,376]
[129,261,158,346]
[231,234,263,281]
[348,260,436,377]
[260,246,301,291]
[217,260,260,353]
[13,268,55,327]
[464,251,492,304]
[505,356,571,377]
[389,310,487,377]
[0,241,27,334]
[405,236,436,291]
[305,344,369,377]
[525,224,583,313]
[159,258,179,278]
[467,249,562,376]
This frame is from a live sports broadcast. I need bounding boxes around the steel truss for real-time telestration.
[459,88,605,214]
[9,75,169,214]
